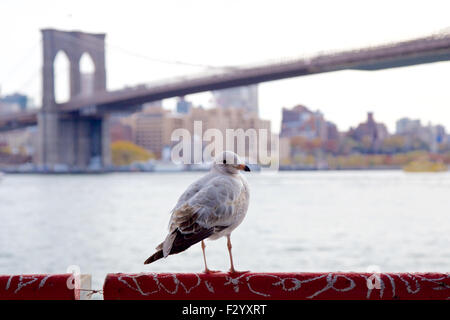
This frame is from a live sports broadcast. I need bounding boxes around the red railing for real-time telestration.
[103,272,450,300]
[0,274,83,300]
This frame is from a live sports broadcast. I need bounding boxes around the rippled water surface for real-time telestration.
[1,171,449,291]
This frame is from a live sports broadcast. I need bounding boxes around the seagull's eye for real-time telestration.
[223,160,226,164]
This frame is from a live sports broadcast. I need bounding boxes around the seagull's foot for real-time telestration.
[228,268,250,275]
[203,268,222,274]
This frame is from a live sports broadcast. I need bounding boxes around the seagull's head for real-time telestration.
[212,151,250,175]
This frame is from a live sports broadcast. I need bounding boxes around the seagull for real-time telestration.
[144,151,251,273]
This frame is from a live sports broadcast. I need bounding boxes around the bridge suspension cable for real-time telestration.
[56,31,236,70]
[17,67,41,93]
[0,39,41,84]
[105,43,237,70]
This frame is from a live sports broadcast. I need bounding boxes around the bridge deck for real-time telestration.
[59,32,450,112]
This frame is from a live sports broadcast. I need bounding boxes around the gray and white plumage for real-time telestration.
[144,151,250,265]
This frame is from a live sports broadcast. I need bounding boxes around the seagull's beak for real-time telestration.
[236,164,251,172]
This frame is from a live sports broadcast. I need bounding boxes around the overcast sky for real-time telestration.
[1,0,450,133]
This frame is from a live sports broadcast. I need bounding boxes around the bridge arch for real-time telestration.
[41,29,106,110]
[38,29,109,170]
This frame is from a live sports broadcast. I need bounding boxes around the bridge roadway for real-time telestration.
[0,110,38,132]
[59,32,450,112]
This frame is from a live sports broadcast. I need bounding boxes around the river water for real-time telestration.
[0,171,449,292]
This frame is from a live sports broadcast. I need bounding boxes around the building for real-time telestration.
[280,105,329,140]
[324,121,340,153]
[279,105,340,160]
[395,117,447,152]
[128,106,185,157]
[128,104,271,160]
[212,85,259,115]
[433,125,447,144]
[326,121,339,140]
[0,93,28,114]
[130,106,167,157]
[182,106,270,161]
[347,112,389,151]
[109,115,133,143]
[142,100,163,112]
[176,96,192,114]
[396,117,422,135]
[279,136,292,164]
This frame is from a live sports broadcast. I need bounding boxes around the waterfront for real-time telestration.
[0,170,449,291]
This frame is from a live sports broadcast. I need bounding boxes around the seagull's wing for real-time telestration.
[145,175,242,264]
[170,175,242,232]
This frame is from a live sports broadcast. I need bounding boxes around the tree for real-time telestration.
[337,137,358,155]
[0,145,11,155]
[111,141,155,166]
[381,135,406,153]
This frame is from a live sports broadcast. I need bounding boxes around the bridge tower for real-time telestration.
[37,29,110,170]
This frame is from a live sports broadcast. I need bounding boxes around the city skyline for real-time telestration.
[1,0,450,134]
[2,96,450,168]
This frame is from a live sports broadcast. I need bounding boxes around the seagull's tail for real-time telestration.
[144,250,164,265]
[144,227,215,265]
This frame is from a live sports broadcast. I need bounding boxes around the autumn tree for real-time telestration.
[111,141,155,166]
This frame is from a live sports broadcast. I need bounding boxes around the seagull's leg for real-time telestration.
[227,235,249,274]
[201,241,209,272]
[201,241,220,273]
[226,235,237,273]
